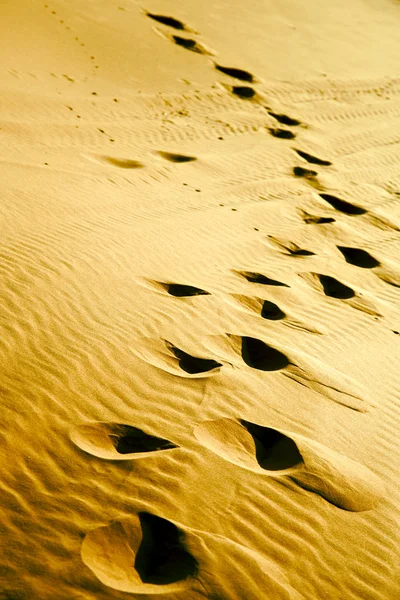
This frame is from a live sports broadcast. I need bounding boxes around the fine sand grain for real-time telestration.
[1,0,400,598]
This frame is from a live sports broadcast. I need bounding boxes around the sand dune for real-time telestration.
[1,0,400,598]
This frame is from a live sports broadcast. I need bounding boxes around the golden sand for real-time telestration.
[1,0,400,598]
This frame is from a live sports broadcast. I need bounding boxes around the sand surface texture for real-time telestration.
[1,0,400,598]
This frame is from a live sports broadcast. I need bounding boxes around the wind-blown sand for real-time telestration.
[1,0,400,598]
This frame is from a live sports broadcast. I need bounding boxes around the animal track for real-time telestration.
[337,246,380,269]
[237,271,290,287]
[215,64,255,83]
[317,274,356,299]
[81,513,199,594]
[168,344,222,375]
[241,337,290,371]
[146,12,191,31]
[295,150,332,166]
[268,112,301,126]
[70,422,178,460]
[293,166,318,178]
[157,151,197,163]
[194,419,385,511]
[268,128,296,139]
[172,36,211,55]
[319,193,367,215]
[231,86,256,99]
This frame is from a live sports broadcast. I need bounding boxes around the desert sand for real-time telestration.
[1,0,400,598]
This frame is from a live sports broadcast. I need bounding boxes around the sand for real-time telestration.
[1,0,400,598]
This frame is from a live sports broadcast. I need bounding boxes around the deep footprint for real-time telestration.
[146,13,189,31]
[295,149,332,166]
[194,418,385,511]
[168,345,222,374]
[261,300,286,320]
[293,166,318,178]
[172,36,210,54]
[215,64,255,82]
[158,151,197,163]
[231,86,256,99]
[70,422,178,460]
[268,128,295,139]
[337,246,380,269]
[317,274,355,299]
[238,271,290,287]
[81,513,198,595]
[319,193,367,215]
[268,111,301,126]
[164,284,210,297]
[241,337,290,371]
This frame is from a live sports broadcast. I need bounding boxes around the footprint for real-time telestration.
[82,512,302,599]
[134,339,223,378]
[231,85,256,99]
[164,284,210,297]
[261,300,286,320]
[301,211,335,225]
[146,12,192,31]
[172,35,212,55]
[229,295,322,334]
[236,271,290,287]
[268,111,301,126]
[70,422,178,460]
[295,149,332,166]
[241,337,290,371]
[215,64,255,83]
[267,236,315,257]
[317,274,355,299]
[169,344,223,375]
[194,418,385,511]
[319,193,367,216]
[82,513,199,595]
[293,166,318,178]
[157,151,196,163]
[97,156,144,169]
[268,128,295,139]
[337,246,380,269]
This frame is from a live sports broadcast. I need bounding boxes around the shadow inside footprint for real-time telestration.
[172,36,209,54]
[241,337,290,371]
[295,149,332,166]
[70,422,178,460]
[268,111,301,126]
[215,64,255,82]
[101,156,144,169]
[293,166,318,178]
[135,513,199,585]
[337,246,380,268]
[146,13,187,30]
[261,300,286,320]
[165,284,210,297]
[240,421,303,471]
[302,212,335,225]
[158,151,196,163]
[240,271,290,287]
[169,345,222,374]
[318,274,355,299]
[319,193,366,215]
[231,86,256,99]
[268,128,295,139]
